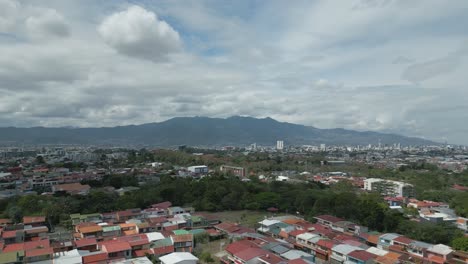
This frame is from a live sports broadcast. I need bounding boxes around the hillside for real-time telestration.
[0,116,436,146]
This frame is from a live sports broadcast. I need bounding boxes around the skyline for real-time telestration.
[1,1,468,144]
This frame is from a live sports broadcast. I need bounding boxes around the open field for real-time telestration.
[198,210,295,228]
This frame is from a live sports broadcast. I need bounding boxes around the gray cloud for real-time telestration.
[402,55,461,83]
[25,9,70,38]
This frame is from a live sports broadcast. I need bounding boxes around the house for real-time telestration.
[82,251,109,263]
[280,250,312,261]
[102,225,122,239]
[391,236,413,248]
[120,223,138,236]
[346,250,377,264]
[377,233,399,249]
[52,183,91,195]
[330,244,361,264]
[23,216,46,227]
[151,237,175,256]
[314,240,338,264]
[160,252,199,264]
[168,207,185,216]
[295,233,321,253]
[76,223,103,239]
[117,209,142,222]
[426,244,453,263]
[258,219,281,233]
[171,234,193,252]
[70,213,103,225]
[100,240,132,260]
[118,234,150,251]
[406,241,433,258]
[258,253,286,264]
[23,225,48,241]
[2,239,53,263]
[1,229,25,244]
[313,215,344,228]
[75,238,98,252]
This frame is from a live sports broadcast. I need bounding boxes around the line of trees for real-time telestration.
[0,174,464,246]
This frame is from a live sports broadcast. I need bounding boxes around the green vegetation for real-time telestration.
[451,237,468,251]
[0,174,464,246]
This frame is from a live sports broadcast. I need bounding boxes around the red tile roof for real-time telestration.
[117,234,149,247]
[317,239,338,250]
[171,234,193,243]
[152,245,174,255]
[135,249,154,257]
[101,241,131,253]
[393,236,414,245]
[235,248,268,261]
[82,252,108,263]
[25,247,53,258]
[225,240,259,255]
[259,253,285,264]
[289,230,307,237]
[348,250,377,261]
[53,183,90,193]
[2,230,18,239]
[3,243,24,252]
[215,222,241,233]
[23,216,46,224]
[75,238,97,248]
[288,259,309,264]
[152,201,172,209]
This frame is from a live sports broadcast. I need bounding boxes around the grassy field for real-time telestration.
[199,210,295,228]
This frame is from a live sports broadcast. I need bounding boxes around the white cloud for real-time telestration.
[98,5,182,62]
[0,1,468,144]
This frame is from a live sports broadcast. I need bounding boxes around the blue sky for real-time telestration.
[0,0,468,144]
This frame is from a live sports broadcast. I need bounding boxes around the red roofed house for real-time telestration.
[76,223,103,239]
[82,251,109,263]
[258,253,285,264]
[392,236,414,248]
[313,215,344,228]
[23,216,46,227]
[4,239,53,263]
[1,230,25,244]
[117,234,150,251]
[100,240,132,260]
[52,183,91,195]
[346,250,377,264]
[314,239,338,263]
[75,237,98,251]
[171,234,193,253]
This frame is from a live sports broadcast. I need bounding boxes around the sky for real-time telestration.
[0,0,468,144]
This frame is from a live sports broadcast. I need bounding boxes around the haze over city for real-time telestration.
[1,0,468,144]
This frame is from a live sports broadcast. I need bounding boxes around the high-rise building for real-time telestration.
[320,144,326,151]
[276,140,284,150]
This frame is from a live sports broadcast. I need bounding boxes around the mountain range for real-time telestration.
[0,116,436,146]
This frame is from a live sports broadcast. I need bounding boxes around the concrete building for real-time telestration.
[187,166,208,175]
[220,165,246,178]
[363,178,414,197]
[276,140,284,150]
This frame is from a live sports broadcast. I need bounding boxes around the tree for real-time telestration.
[452,237,468,251]
[8,206,23,223]
[199,252,215,263]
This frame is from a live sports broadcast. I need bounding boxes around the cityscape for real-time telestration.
[1,0,468,264]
